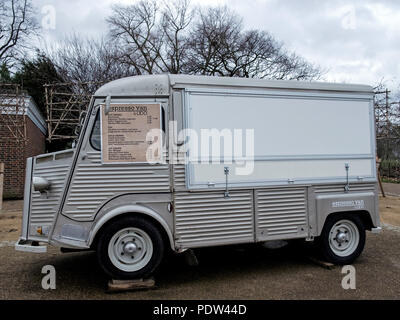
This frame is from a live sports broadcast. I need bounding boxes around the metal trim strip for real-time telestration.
[22,157,33,240]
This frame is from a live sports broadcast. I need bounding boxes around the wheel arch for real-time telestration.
[88,205,175,251]
[319,210,374,235]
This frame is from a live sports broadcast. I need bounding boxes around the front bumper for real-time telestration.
[15,237,47,253]
[371,227,382,234]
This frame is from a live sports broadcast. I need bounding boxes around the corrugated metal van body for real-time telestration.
[62,150,170,222]
[28,150,73,239]
[173,165,307,248]
[174,190,254,248]
[255,187,308,241]
[172,162,378,249]
[173,164,186,191]
[313,183,376,194]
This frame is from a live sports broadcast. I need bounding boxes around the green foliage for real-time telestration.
[377,135,400,160]
[13,52,64,115]
[380,159,400,179]
[381,177,400,184]
[0,63,12,82]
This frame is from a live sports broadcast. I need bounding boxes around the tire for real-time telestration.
[317,213,365,265]
[96,216,164,279]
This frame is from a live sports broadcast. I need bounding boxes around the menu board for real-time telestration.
[101,103,162,163]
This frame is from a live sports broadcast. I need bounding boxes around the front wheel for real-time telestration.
[97,216,164,279]
[317,213,365,265]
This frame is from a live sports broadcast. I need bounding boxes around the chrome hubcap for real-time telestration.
[123,242,138,254]
[336,232,348,244]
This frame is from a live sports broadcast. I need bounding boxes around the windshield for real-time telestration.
[72,99,94,148]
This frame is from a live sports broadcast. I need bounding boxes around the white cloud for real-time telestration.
[30,0,400,90]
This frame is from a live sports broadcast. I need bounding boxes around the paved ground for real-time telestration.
[382,182,400,196]
[0,190,399,300]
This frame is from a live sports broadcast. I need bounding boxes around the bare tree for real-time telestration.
[107,0,162,75]
[106,1,321,80]
[187,6,320,80]
[186,6,243,76]
[160,0,193,73]
[0,0,38,66]
[46,34,132,88]
[107,0,193,75]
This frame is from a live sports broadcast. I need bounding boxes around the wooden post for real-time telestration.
[376,157,385,197]
[107,278,156,293]
[0,163,4,210]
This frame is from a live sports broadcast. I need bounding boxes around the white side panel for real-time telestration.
[188,93,372,156]
[185,90,375,189]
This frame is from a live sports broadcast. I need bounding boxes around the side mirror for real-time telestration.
[33,176,51,193]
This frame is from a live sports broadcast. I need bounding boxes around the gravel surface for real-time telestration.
[382,182,400,197]
[0,192,399,300]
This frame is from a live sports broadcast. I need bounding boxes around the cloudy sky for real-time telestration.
[32,0,400,90]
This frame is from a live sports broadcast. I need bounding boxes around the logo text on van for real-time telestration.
[331,200,365,209]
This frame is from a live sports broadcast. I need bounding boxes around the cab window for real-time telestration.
[90,110,101,150]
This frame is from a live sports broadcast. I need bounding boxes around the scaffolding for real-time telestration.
[374,89,400,194]
[0,83,27,143]
[44,81,103,142]
[374,89,400,140]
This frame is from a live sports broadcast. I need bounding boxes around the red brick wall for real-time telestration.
[25,117,46,159]
[0,115,46,199]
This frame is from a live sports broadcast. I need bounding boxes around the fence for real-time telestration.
[379,159,400,182]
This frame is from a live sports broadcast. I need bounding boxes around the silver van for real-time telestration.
[15,74,381,279]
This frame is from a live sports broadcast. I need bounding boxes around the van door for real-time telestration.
[171,90,255,249]
[60,98,170,223]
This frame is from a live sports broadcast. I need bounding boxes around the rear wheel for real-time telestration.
[317,213,365,265]
[97,216,164,279]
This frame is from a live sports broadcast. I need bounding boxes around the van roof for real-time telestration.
[94,74,374,97]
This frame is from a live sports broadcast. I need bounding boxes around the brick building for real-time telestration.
[0,95,47,199]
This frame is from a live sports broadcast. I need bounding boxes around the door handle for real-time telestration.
[224,167,230,198]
